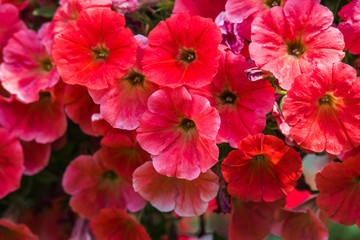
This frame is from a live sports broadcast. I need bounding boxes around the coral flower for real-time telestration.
[0,3,25,63]
[1,26,59,103]
[53,0,111,38]
[282,62,360,155]
[0,83,67,144]
[0,127,24,199]
[52,8,137,90]
[249,0,344,90]
[133,162,219,217]
[0,219,38,240]
[190,48,274,148]
[90,208,150,240]
[221,134,302,202]
[338,0,360,54]
[172,0,227,20]
[316,156,360,227]
[89,35,158,130]
[137,86,220,180]
[62,132,147,219]
[141,12,222,88]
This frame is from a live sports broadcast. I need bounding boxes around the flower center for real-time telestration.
[124,70,146,87]
[39,91,51,100]
[178,118,196,132]
[40,58,53,72]
[318,93,336,107]
[286,39,306,57]
[264,0,281,7]
[102,170,119,181]
[92,45,109,60]
[219,90,237,105]
[253,154,268,163]
[178,48,196,64]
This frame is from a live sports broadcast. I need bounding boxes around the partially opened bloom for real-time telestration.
[141,12,222,88]
[137,86,220,180]
[62,147,146,219]
[133,161,219,217]
[1,26,59,103]
[316,156,360,227]
[90,208,150,240]
[172,0,227,20]
[52,8,137,90]
[190,48,274,148]
[338,0,360,54]
[222,134,302,202]
[89,35,158,130]
[64,84,100,136]
[21,141,51,176]
[283,62,360,155]
[249,0,344,90]
[0,127,24,199]
[0,3,25,63]
[0,219,38,240]
[53,0,111,38]
[0,83,67,144]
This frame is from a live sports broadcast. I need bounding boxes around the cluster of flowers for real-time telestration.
[1,0,360,239]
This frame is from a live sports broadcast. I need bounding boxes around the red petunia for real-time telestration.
[21,141,51,176]
[0,219,38,240]
[221,134,302,202]
[283,62,360,155]
[316,156,360,227]
[190,48,274,148]
[338,0,360,55]
[136,86,220,180]
[0,127,24,199]
[1,26,59,103]
[89,35,158,130]
[249,0,344,90]
[90,208,150,240]
[133,161,219,217]
[52,8,137,90]
[141,12,222,88]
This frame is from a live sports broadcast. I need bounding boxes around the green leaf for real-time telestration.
[33,7,57,18]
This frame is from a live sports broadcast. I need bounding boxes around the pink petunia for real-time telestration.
[0,82,67,144]
[0,26,59,103]
[52,8,137,90]
[89,35,158,130]
[338,0,360,54]
[221,134,302,202]
[133,161,219,217]
[141,12,222,88]
[53,0,111,38]
[0,127,24,199]
[21,140,51,176]
[316,156,360,227]
[136,86,220,180]
[249,0,344,90]
[190,48,274,148]
[62,136,147,219]
[282,62,360,155]
[0,3,25,63]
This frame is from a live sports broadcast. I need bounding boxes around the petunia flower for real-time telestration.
[338,0,360,55]
[52,8,137,90]
[190,48,274,148]
[282,62,360,155]
[316,156,360,227]
[221,134,302,202]
[0,219,38,240]
[90,208,150,240]
[172,0,227,20]
[133,161,219,217]
[141,12,222,88]
[249,0,344,90]
[21,140,51,176]
[0,25,59,103]
[89,35,158,130]
[136,86,220,180]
